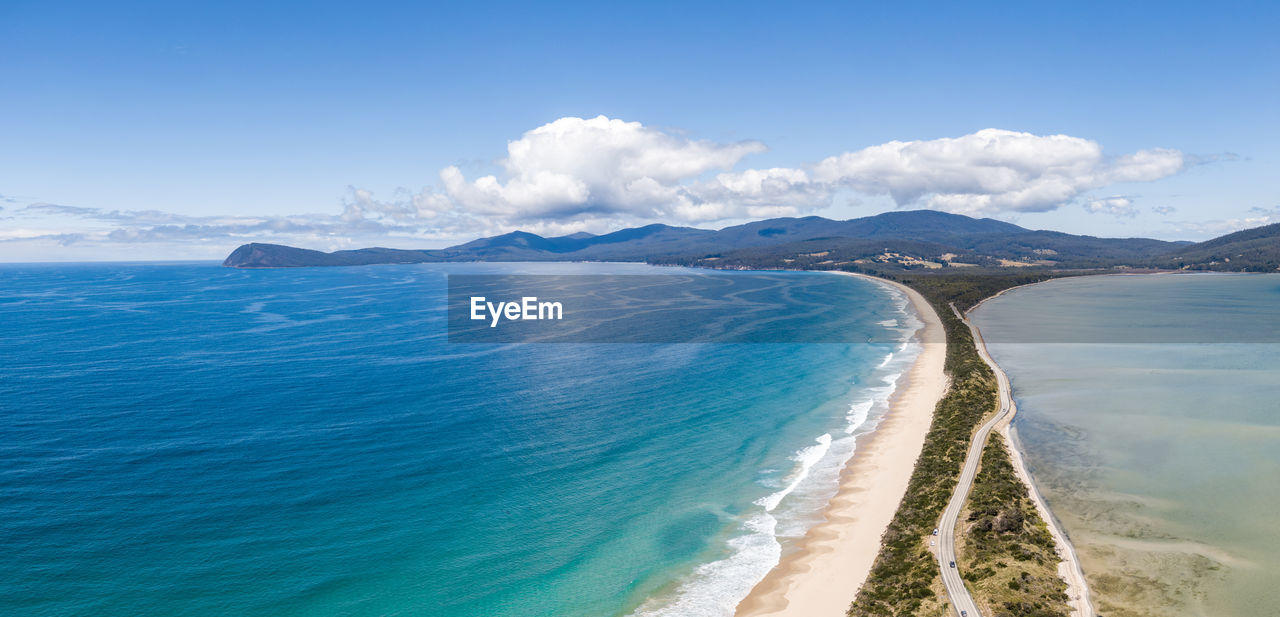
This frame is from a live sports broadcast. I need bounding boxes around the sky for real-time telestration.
[1,0,1277,261]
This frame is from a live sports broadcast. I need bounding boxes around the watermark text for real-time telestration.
[470,296,563,327]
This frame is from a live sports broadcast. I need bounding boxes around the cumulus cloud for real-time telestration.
[439,115,770,222]
[812,129,1184,215]
[1084,196,1139,217]
[1152,205,1177,215]
[7,118,1196,254]
[432,122,1187,224]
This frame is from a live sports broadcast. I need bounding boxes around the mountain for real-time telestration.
[222,209,1275,272]
[448,230,589,257]
[222,243,447,268]
[1156,222,1280,271]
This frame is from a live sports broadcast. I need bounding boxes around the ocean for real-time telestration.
[0,261,919,617]
[972,273,1280,617]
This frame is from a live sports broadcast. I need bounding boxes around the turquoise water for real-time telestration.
[0,262,918,617]
[972,274,1280,617]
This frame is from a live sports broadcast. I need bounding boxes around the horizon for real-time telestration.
[2,1,1277,262]
[4,3,1279,610]
[0,208,1224,264]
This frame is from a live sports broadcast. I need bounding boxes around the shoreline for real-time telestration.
[734,272,948,617]
[966,303,1094,617]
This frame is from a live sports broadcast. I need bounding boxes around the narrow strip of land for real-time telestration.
[933,304,1009,617]
[846,271,1078,617]
[735,273,947,617]
[965,306,1095,617]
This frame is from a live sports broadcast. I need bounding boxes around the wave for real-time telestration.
[631,279,927,617]
[628,511,781,617]
[628,433,835,617]
[630,338,922,617]
[756,434,833,512]
[845,399,875,434]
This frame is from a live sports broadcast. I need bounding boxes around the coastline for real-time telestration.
[734,273,948,617]
[965,303,1094,617]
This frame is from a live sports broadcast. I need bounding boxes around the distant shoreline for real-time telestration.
[734,272,948,617]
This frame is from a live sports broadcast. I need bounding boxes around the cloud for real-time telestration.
[439,115,769,222]
[1165,206,1280,237]
[7,198,455,249]
[434,121,1187,224]
[1152,205,1177,215]
[812,129,1184,215]
[22,203,102,218]
[1084,196,1139,218]
[7,118,1195,254]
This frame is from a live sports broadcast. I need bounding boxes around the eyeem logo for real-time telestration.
[470,296,564,327]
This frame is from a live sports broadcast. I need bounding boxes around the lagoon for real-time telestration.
[973,274,1280,617]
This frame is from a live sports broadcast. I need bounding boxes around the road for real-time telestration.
[938,303,1095,617]
[934,304,1015,617]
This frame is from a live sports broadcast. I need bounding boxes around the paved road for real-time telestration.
[962,304,1096,617]
[935,304,1015,617]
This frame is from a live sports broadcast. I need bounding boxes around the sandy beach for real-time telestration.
[735,273,948,617]
[998,418,1094,617]
[968,288,1094,617]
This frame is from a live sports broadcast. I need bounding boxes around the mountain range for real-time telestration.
[222,210,1280,273]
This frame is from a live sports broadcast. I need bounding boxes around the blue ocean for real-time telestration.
[0,262,918,617]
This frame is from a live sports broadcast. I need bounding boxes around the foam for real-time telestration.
[630,326,925,617]
[844,400,875,434]
[628,512,781,617]
[755,434,833,512]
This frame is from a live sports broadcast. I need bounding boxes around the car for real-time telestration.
[949,561,955,568]
[933,528,939,536]
[961,611,968,617]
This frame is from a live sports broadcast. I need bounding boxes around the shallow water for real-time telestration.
[973,274,1280,617]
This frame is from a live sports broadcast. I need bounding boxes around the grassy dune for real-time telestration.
[956,434,1068,617]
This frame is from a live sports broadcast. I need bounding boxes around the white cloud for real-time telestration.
[1165,206,1280,237]
[433,121,1185,227]
[7,119,1198,255]
[1152,205,1177,215]
[812,129,1184,215]
[1084,196,1139,218]
[440,115,768,221]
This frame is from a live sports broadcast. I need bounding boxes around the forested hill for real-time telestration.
[1154,222,1280,271]
[222,209,1280,273]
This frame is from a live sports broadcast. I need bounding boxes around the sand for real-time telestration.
[968,291,1095,617]
[734,273,948,617]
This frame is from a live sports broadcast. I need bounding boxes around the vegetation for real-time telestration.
[1153,221,1280,271]
[881,271,1078,312]
[846,274,999,616]
[956,434,1068,617]
[226,208,1280,271]
[846,271,1073,616]
[221,209,1280,612]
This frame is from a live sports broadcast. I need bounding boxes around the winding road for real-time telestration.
[934,305,1010,617]
[936,304,1094,617]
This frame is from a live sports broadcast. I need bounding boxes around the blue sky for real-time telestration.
[2,0,1277,260]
